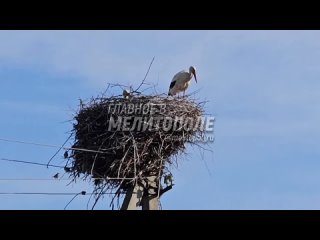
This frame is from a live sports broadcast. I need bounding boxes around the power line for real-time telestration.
[0,179,70,181]
[1,157,137,180]
[0,157,137,181]
[47,133,73,168]
[0,157,138,181]
[0,158,64,168]
[0,192,82,195]
[0,192,118,195]
[0,137,105,154]
[0,177,136,181]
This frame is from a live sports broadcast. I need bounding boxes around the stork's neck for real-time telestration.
[188,70,193,81]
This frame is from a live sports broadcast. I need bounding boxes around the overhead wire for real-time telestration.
[0,157,136,181]
[0,192,118,195]
[0,158,64,168]
[0,137,105,154]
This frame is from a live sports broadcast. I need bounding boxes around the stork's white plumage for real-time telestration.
[168,66,197,96]
[123,89,131,99]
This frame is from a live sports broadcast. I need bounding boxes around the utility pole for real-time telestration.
[141,176,159,210]
[121,176,160,210]
[120,182,144,210]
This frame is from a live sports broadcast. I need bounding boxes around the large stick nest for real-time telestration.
[67,93,206,194]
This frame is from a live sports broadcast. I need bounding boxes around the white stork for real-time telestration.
[168,66,197,97]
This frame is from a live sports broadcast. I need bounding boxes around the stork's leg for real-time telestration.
[183,90,185,98]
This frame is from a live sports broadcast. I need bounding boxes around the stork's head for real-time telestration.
[189,66,197,83]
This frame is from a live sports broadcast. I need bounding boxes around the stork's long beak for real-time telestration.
[194,72,197,83]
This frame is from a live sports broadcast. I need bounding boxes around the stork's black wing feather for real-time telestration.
[169,80,176,89]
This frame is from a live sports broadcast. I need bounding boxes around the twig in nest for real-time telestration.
[134,57,155,93]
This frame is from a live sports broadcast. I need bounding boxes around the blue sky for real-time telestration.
[0,30,320,209]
